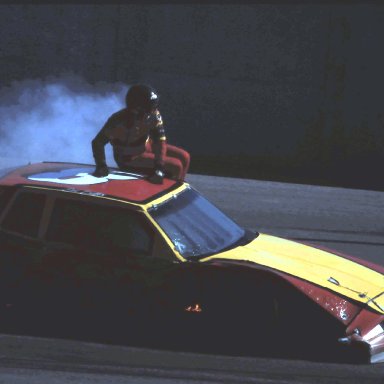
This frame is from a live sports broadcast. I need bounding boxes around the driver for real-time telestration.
[92,84,190,183]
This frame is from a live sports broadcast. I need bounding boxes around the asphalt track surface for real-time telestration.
[0,158,384,383]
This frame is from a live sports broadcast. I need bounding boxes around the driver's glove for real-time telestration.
[93,164,109,178]
[148,169,164,184]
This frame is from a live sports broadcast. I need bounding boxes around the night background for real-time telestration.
[0,3,383,190]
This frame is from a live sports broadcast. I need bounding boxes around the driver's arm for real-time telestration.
[92,118,114,177]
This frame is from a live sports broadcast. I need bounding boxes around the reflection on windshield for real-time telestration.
[149,188,245,258]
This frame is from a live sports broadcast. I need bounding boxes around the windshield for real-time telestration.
[149,188,245,259]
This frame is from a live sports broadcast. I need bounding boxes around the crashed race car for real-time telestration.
[0,161,383,363]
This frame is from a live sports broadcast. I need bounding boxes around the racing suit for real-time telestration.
[92,108,190,181]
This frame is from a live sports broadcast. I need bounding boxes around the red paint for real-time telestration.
[345,308,384,362]
[347,307,384,337]
[0,162,178,203]
[275,272,362,325]
[207,259,364,325]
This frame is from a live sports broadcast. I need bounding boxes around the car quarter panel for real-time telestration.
[202,233,384,315]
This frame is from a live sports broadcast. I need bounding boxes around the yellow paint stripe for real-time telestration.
[142,184,188,210]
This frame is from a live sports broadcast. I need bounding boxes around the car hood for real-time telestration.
[201,233,384,315]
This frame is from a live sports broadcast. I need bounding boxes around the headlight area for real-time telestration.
[363,322,384,364]
[339,319,384,363]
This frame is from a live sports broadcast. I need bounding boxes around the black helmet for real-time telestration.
[125,84,159,113]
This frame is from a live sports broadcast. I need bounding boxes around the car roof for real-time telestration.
[0,162,182,204]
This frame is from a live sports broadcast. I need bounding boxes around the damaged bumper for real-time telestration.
[339,323,384,363]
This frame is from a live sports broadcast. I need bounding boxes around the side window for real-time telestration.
[2,191,46,238]
[46,198,153,255]
[0,187,15,217]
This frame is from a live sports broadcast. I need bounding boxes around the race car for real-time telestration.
[0,161,383,363]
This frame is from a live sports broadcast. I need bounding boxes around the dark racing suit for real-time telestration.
[92,108,190,181]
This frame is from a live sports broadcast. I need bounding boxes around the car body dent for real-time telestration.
[272,272,363,325]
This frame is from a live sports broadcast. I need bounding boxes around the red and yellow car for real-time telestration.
[0,162,383,362]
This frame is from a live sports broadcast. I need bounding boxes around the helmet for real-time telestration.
[125,84,159,113]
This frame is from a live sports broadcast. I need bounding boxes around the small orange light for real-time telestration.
[185,303,202,313]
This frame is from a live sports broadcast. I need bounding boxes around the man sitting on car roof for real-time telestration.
[91,84,190,184]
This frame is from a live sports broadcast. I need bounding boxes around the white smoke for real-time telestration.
[0,74,127,167]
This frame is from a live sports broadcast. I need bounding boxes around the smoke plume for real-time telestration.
[0,74,127,167]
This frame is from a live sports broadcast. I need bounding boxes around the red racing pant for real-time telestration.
[117,141,190,181]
